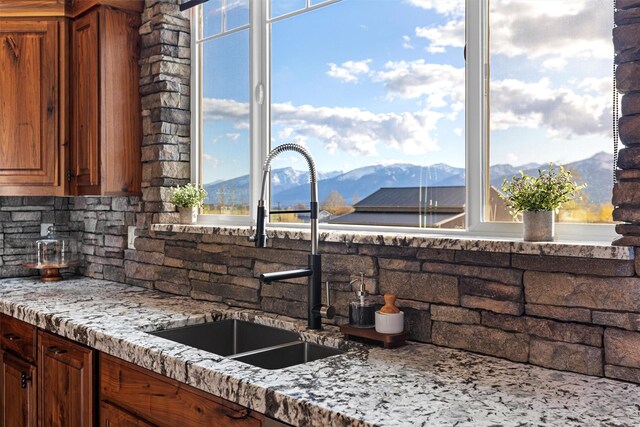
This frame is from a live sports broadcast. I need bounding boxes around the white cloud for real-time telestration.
[226,133,240,140]
[402,35,414,50]
[411,0,612,61]
[202,97,444,156]
[541,58,568,71]
[404,0,464,17]
[490,78,612,139]
[272,102,442,156]
[326,59,372,83]
[454,128,463,137]
[373,60,464,112]
[201,97,249,121]
[202,153,220,168]
[415,19,464,54]
[507,153,519,164]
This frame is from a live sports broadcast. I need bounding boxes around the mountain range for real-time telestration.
[203,151,614,208]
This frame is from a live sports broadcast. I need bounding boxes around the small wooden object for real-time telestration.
[379,293,400,314]
[340,324,408,349]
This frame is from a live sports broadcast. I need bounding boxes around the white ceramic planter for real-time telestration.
[523,210,554,242]
[178,207,198,224]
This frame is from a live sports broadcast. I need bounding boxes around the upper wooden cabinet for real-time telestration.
[0,19,67,196]
[70,6,142,196]
[0,0,143,196]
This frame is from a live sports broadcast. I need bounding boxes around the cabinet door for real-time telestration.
[100,354,263,427]
[0,351,36,427]
[71,10,100,195]
[0,20,61,195]
[100,402,154,427]
[39,331,95,427]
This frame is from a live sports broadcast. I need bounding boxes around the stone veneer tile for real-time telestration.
[524,271,640,312]
[529,338,603,376]
[605,364,640,383]
[422,262,522,286]
[482,312,603,347]
[379,269,459,305]
[461,295,523,316]
[604,328,640,368]
[430,305,480,324]
[512,254,635,277]
[431,321,529,362]
[459,277,521,301]
[592,311,640,331]
[525,304,592,323]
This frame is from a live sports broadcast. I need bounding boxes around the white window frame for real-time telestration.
[190,0,617,242]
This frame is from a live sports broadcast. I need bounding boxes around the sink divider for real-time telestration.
[227,340,302,360]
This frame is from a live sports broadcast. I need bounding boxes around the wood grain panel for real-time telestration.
[100,402,155,427]
[99,7,141,195]
[0,1,144,18]
[0,351,37,427]
[100,354,262,427]
[0,20,60,192]
[0,315,37,364]
[38,331,95,427]
[0,1,66,17]
[71,10,100,194]
[70,0,144,17]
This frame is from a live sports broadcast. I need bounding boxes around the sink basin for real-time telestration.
[234,342,344,370]
[150,319,344,369]
[150,319,300,356]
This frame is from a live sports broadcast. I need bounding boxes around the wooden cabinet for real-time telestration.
[70,5,142,196]
[0,315,38,427]
[38,330,95,427]
[0,315,282,427]
[0,351,37,427]
[0,0,142,197]
[0,18,67,196]
[100,354,263,427]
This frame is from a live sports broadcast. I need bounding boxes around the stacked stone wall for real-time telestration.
[613,0,640,244]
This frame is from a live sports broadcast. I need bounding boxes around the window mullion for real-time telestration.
[465,0,488,232]
[249,0,267,226]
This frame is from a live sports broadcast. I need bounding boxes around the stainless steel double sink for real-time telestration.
[150,319,343,370]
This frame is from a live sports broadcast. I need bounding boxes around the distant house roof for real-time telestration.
[329,186,467,228]
[353,186,465,213]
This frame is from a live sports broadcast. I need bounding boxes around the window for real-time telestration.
[192,0,616,240]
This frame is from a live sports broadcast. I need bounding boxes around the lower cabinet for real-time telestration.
[99,354,263,427]
[0,315,288,427]
[38,331,95,427]
[0,351,37,427]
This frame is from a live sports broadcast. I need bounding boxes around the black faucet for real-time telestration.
[250,143,334,330]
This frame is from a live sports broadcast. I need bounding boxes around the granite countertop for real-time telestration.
[1,276,639,426]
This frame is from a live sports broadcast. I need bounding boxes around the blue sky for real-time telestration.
[200,0,614,185]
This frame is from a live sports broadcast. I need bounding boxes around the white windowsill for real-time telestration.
[150,223,634,261]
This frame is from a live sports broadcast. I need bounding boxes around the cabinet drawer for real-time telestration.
[0,315,37,363]
[100,354,262,427]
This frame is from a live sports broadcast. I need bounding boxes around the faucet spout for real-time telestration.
[252,143,327,330]
[260,268,312,283]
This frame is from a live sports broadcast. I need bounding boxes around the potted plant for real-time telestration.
[499,164,585,242]
[170,183,207,224]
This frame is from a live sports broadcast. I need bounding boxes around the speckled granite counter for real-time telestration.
[1,276,639,426]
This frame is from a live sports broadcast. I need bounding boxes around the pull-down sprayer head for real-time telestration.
[253,144,319,253]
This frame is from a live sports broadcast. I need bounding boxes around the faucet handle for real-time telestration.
[320,281,335,320]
